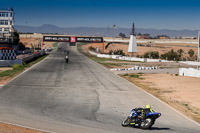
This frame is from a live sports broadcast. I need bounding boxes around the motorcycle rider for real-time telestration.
[65,55,69,63]
[130,104,154,120]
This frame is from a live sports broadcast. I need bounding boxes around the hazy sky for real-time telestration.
[1,0,200,30]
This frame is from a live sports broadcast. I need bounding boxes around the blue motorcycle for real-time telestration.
[121,108,161,129]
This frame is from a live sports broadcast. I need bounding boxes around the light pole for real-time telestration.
[26,21,28,39]
[197,31,200,70]
[112,24,116,40]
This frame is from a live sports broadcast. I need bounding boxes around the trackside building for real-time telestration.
[0,8,15,45]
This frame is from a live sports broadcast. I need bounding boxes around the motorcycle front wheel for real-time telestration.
[121,118,131,127]
[140,118,154,129]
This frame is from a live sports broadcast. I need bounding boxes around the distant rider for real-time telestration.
[65,55,69,63]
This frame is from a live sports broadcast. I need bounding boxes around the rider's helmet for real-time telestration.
[145,104,151,109]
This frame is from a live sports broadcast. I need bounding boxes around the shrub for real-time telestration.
[143,51,159,59]
[12,64,23,70]
[130,74,140,78]
[108,50,113,55]
[123,73,129,76]
[88,46,95,51]
[113,49,125,56]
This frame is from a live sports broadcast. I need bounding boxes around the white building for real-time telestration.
[0,8,14,33]
[0,8,15,44]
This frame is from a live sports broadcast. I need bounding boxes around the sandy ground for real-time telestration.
[0,122,45,133]
[20,36,55,49]
[141,74,200,108]
[122,74,200,123]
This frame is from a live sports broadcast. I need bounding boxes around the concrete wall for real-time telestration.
[0,52,45,67]
[179,68,200,78]
[179,61,200,66]
[89,51,97,56]
[0,59,22,67]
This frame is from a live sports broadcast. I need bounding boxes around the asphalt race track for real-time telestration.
[0,42,199,133]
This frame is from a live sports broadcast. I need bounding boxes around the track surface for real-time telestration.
[0,43,199,133]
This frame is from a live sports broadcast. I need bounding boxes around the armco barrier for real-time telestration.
[179,68,200,78]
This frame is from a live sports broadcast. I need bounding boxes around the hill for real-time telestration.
[15,24,199,37]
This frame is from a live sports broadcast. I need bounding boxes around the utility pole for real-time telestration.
[26,21,28,39]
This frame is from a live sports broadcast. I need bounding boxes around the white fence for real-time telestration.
[96,54,174,63]
[96,53,200,65]
[104,39,198,44]
[179,68,200,78]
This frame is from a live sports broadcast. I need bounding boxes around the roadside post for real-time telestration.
[102,39,104,54]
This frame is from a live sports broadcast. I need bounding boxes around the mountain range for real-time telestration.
[14,24,199,37]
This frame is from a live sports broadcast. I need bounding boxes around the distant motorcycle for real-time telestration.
[65,55,69,63]
[121,108,161,129]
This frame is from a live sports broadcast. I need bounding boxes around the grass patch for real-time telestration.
[123,73,129,76]
[130,74,140,78]
[137,72,144,75]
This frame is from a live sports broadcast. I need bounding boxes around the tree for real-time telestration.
[188,49,194,57]
[177,49,184,55]
[177,49,184,59]
[119,33,126,38]
[143,51,159,59]
[13,31,20,45]
[161,49,180,61]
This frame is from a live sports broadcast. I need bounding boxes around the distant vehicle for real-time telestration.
[121,105,161,129]
[46,48,53,52]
